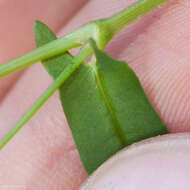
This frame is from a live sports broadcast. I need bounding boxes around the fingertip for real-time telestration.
[81,133,190,190]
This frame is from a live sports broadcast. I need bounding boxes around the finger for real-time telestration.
[80,133,190,190]
[0,0,186,190]
[0,0,87,100]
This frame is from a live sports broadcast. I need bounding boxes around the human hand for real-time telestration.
[0,0,190,189]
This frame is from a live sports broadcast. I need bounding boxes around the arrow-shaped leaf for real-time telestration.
[34,21,168,174]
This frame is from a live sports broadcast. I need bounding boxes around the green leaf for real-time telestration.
[34,21,168,174]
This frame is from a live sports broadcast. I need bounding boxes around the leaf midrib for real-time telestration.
[93,64,128,146]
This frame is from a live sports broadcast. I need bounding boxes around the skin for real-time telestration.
[0,0,190,189]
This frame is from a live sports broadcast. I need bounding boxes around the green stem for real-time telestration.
[0,0,168,77]
[0,44,91,149]
[0,23,95,77]
[97,0,168,45]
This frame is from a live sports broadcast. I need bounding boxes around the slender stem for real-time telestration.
[0,24,95,77]
[101,0,168,38]
[0,44,91,149]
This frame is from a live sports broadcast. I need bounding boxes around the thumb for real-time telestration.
[80,133,190,190]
